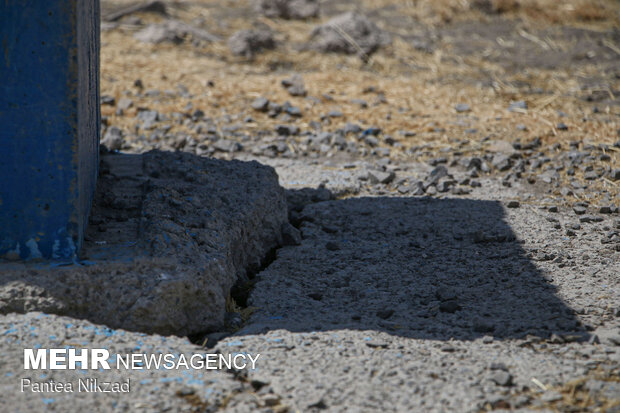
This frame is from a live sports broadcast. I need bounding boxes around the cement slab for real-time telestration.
[0,151,288,336]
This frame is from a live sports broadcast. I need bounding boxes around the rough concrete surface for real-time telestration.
[0,151,288,336]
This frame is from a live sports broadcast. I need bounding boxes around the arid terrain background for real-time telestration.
[0,1,618,412]
[99,0,618,192]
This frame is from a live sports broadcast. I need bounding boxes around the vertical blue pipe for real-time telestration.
[0,1,100,260]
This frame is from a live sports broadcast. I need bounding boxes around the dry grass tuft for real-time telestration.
[491,0,519,14]
[573,0,609,21]
[99,0,619,203]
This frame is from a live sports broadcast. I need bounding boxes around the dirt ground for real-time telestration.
[98,0,619,204]
[2,1,618,412]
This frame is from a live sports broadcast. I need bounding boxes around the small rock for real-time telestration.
[557,122,568,131]
[282,74,307,97]
[508,100,527,112]
[408,181,426,195]
[251,97,270,112]
[399,130,416,137]
[364,136,379,147]
[350,99,368,108]
[428,157,448,166]
[101,95,115,105]
[490,363,508,372]
[397,184,411,194]
[455,103,470,112]
[436,180,453,193]
[254,0,320,19]
[307,399,327,410]
[101,126,124,151]
[268,101,282,116]
[488,140,517,155]
[137,109,159,129]
[275,124,299,136]
[489,370,513,387]
[580,215,603,223]
[117,97,133,111]
[492,154,512,171]
[228,29,276,57]
[309,12,390,56]
[427,165,449,185]
[507,200,520,208]
[366,340,389,349]
[262,394,281,407]
[213,139,242,152]
[344,122,361,134]
[362,127,381,136]
[286,106,302,117]
[368,170,395,185]
[573,205,587,215]
[584,170,599,180]
[281,223,302,246]
[250,379,270,391]
[451,186,471,195]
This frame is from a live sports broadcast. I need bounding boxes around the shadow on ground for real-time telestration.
[239,195,590,342]
[0,150,590,343]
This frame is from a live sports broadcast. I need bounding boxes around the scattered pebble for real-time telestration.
[228,29,276,57]
[310,12,390,56]
[455,103,470,113]
[251,97,270,112]
[282,74,307,97]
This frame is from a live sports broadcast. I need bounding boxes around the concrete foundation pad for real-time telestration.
[0,151,288,336]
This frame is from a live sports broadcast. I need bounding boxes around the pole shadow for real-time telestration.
[239,195,588,341]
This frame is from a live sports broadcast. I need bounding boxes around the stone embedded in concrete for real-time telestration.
[0,151,288,336]
[0,1,100,260]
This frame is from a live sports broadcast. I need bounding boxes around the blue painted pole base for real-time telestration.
[0,1,100,260]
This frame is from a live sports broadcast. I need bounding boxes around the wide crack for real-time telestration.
[188,187,334,347]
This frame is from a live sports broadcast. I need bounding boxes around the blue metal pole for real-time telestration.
[0,1,100,260]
